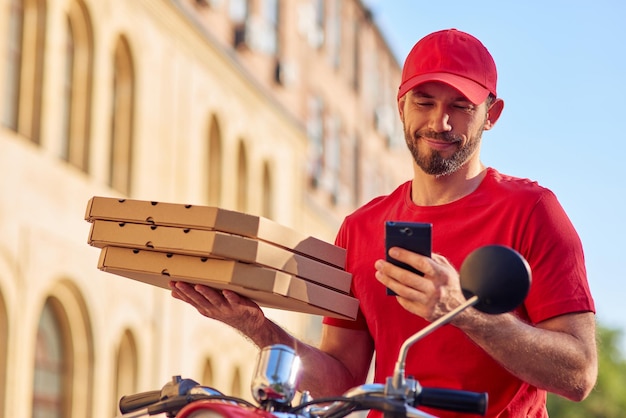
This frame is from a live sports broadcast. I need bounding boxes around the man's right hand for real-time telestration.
[169,281,266,333]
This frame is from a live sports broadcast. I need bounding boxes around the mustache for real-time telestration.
[414,130,462,143]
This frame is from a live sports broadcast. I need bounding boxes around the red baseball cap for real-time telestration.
[397,29,497,104]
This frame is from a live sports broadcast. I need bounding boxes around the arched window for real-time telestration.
[236,141,248,213]
[207,115,222,206]
[2,0,46,143]
[306,95,324,188]
[0,293,7,416]
[230,367,242,398]
[201,357,214,388]
[109,36,135,195]
[352,133,362,206]
[112,330,138,417]
[60,16,74,161]
[32,283,94,418]
[2,0,24,130]
[261,161,273,219]
[324,115,341,204]
[32,299,70,418]
[60,0,93,172]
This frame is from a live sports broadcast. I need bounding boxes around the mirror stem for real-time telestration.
[391,295,479,389]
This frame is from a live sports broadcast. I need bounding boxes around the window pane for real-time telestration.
[109,38,134,194]
[32,302,65,418]
[2,0,24,130]
[60,18,75,162]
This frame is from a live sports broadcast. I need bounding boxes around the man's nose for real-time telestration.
[429,108,452,133]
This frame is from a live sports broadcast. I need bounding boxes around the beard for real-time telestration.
[404,127,483,177]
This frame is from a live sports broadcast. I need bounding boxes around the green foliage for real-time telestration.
[547,324,626,417]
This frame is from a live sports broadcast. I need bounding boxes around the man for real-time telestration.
[171,29,597,417]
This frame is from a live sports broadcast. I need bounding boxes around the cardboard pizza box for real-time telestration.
[85,197,345,269]
[98,246,358,320]
[88,220,351,293]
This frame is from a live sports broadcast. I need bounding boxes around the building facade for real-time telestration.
[0,0,410,416]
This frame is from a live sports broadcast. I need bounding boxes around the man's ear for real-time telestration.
[397,96,406,122]
[484,98,504,130]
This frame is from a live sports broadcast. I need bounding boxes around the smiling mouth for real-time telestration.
[421,137,460,151]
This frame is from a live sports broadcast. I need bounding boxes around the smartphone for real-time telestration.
[385,221,432,295]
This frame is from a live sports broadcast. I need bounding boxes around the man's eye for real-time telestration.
[454,103,474,110]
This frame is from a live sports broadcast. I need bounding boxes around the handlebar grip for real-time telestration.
[416,388,488,415]
[119,390,162,414]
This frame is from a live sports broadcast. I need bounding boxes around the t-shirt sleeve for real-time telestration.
[322,219,369,330]
[520,189,595,324]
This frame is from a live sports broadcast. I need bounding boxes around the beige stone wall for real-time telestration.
[0,0,410,416]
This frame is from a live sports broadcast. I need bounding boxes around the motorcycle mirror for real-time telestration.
[251,344,301,406]
[460,245,531,314]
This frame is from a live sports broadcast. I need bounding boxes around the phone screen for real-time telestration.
[385,221,432,295]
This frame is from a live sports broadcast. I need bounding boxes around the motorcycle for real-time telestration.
[116,245,531,418]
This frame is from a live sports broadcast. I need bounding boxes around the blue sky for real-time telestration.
[363,0,626,351]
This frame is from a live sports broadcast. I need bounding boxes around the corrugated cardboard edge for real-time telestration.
[88,220,352,293]
[98,246,358,320]
[86,196,345,269]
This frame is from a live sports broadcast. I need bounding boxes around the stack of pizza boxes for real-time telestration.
[85,196,358,320]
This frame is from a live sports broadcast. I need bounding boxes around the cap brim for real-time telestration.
[397,72,491,105]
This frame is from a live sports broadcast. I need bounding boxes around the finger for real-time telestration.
[172,282,225,310]
[376,258,429,291]
[170,281,195,303]
[375,261,431,303]
[193,284,228,306]
[220,289,243,305]
[221,289,261,310]
[431,253,452,267]
[388,247,434,275]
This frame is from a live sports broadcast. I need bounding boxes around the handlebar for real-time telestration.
[297,383,486,418]
[118,380,255,417]
[119,390,161,414]
[118,380,487,418]
[418,387,487,415]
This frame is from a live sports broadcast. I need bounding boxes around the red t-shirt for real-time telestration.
[323,168,594,418]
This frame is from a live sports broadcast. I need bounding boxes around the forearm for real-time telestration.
[455,310,597,401]
[242,317,365,397]
[240,314,299,348]
[169,284,369,398]
[295,340,362,397]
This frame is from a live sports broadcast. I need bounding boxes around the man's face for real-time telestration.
[400,82,491,177]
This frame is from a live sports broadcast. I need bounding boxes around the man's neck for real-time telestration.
[411,162,487,207]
